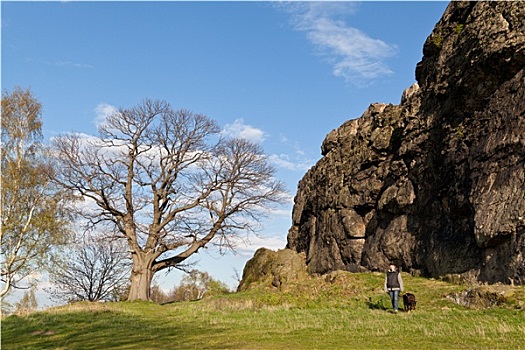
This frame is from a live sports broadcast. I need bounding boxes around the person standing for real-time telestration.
[384,263,404,313]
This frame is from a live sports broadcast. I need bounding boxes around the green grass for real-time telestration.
[3,273,525,349]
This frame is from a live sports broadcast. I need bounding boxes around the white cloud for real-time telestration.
[221,119,265,144]
[269,138,317,172]
[269,207,293,218]
[281,2,397,86]
[235,233,289,257]
[55,61,94,69]
[26,58,94,69]
[270,153,313,172]
[94,103,118,128]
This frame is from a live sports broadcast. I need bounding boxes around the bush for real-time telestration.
[152,270,230,304]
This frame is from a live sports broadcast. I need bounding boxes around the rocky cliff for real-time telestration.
[286,1,525,284]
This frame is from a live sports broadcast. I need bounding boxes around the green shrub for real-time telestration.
[432,33,444,48]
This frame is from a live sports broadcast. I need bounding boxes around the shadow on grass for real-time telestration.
[2,306,236,350]
[366,296,389,310]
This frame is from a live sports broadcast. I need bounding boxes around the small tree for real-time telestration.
[14,287,38,315]
[1,87,69,298]
[171,270,230,301]
[47,238,130,302]
[53,99,286,301]
[149,283,171,304]
[150,270,230,304]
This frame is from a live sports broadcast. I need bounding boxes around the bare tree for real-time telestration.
[150,270,230,304]
[47,238,130,302]
[171,269,230,301]
[52,99,286,301]
[14,287,38,315]
[1,87,69,298]
[149,283,171,304]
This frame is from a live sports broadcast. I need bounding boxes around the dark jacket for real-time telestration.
[384,269,404,292]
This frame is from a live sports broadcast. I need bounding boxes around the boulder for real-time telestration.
[237,248,310,291]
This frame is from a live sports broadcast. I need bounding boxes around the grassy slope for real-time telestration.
[2,272,525,350]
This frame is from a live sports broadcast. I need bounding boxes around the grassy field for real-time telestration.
[2,272,525,350]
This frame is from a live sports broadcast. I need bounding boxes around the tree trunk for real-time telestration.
[127,254,155,301]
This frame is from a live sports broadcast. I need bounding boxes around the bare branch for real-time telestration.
[51,98,287,301]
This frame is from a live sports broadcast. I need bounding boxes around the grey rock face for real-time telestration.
[287,1,525,283]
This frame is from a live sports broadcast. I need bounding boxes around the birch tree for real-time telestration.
[1,87,69,298]
[52,99,286,301]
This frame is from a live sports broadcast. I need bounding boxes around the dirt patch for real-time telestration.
[31,330,57,336]
[446,286,508,309]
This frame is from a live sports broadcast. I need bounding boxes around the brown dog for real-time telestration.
[403,293,416,312]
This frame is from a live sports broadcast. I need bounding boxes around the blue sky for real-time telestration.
[2,0,448,302]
